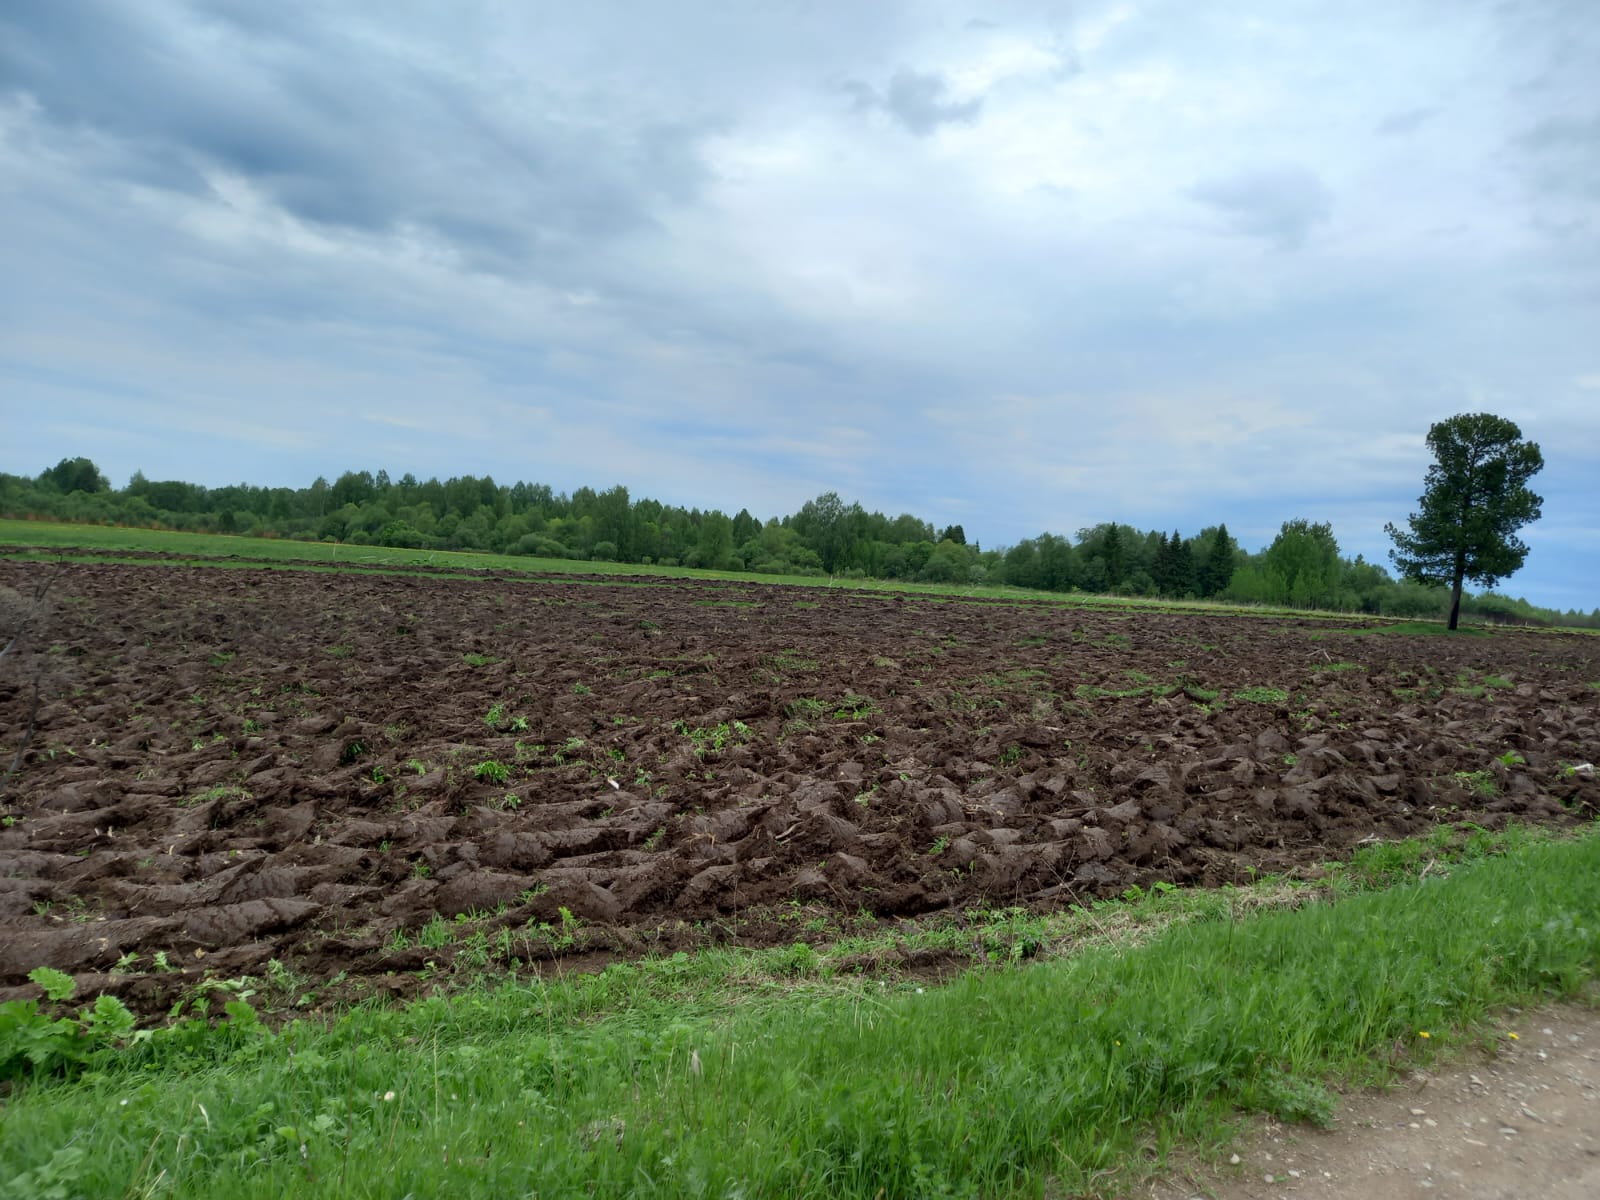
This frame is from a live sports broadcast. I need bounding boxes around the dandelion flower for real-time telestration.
[1418,1031,1431,1039]
[1507,1032,1519,1040]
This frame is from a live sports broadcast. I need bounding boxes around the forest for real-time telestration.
[4,456,1594,628]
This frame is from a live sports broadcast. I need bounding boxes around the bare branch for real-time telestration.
[0,561,66,667]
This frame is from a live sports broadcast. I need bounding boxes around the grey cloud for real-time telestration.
[1188,165,1333,249]
[841,79,878,111]
[1376,106,1437,136]
[0,0,712,275]
[845,68,982,136]
[1517,114,1600,152]
[1515,114,1600,200]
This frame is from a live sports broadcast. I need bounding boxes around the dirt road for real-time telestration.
[1146,1004,1600,1200]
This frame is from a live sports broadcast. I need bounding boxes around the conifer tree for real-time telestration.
[1170,531,1196,597]
[1152,530,1173,594]
[1386,413,1543,630]
[1199,523,1236,597]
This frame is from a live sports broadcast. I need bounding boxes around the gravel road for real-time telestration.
[1144,1004,1600,1200]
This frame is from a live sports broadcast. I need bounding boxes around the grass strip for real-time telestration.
[4,825,1598,1198]
[1332,620,1494,638]
[0,518,1403,621]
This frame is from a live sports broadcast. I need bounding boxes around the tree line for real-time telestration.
[4,455,1593,629]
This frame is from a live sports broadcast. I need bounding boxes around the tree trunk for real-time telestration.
[1448,560,1465,630]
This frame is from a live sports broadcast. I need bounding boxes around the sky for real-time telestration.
[1,1,1596,609]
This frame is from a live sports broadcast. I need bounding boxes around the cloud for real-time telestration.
[1514,113,1600,199]
[844,68,983,136]
[1187,164,1333,250]
[1375,106,1437,136]
[0,0,1596,609]
[0,0,713,277]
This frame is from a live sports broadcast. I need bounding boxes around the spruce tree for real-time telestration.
[1170,531,1197,597]
[1152,530,1173,595]
[1102,524,1126,587]
[1200,523,1236,597]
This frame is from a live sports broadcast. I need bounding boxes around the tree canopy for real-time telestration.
[38,457,107,495]
[1385,413,1544,629]
[2,452,1591,628]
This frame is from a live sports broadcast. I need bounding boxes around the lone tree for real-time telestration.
[1385,413,1544,630]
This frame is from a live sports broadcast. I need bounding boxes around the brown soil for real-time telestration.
[1,560,1596,1011]
[1142,1003,1600,1200]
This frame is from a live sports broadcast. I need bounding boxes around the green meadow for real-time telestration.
[0,518,1425,624]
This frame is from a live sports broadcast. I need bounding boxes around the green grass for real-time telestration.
[9,520,1595,634]
[4,824,1598,1198]
[1076,681,1179,700]
[0,519,1395,620]
[1452,769,1498,797]
[1232,686,1290,704]
[1338,621,1494,637]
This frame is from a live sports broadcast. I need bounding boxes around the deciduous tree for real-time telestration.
[1262,519,1342,608]
[39,457,107,495]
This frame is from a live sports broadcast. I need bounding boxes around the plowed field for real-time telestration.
[2,560,1595,1011]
